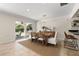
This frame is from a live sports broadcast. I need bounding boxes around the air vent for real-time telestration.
[60,3,68,6]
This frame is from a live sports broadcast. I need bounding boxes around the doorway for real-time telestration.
[15,21,33,41]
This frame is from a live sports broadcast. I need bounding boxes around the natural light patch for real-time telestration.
[16,21,21,24]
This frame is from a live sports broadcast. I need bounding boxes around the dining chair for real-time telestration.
[37,32,45,45]
[31,32,38,42]
[64,32,78,50]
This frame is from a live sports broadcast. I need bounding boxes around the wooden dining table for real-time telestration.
[36,31,55,45]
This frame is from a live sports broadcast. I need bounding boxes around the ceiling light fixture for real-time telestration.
[26,9,30,12]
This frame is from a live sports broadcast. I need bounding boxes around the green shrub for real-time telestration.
[26,24,32,31]
[15,24,24,34]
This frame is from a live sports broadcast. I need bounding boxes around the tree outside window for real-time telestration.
[26,24,32,31]
[15,23,24,36]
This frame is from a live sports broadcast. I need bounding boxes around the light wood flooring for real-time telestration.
[0,41,39,56]
[0,39,79,56]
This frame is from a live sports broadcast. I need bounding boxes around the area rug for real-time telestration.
[19,40,61,56]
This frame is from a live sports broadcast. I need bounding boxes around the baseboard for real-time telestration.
[0,40,16,45]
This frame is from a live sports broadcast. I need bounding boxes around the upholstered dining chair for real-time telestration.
[37,32,45,45]
[47,32,57,45]
[64,32,78,50]
[31,32,38,42]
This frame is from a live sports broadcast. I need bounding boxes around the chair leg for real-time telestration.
[74,40,78,49]
[42,40,45,45]
[71,40,78,50]
[31,39,33,41]
[45,41,48,46]
[31,39,36,42]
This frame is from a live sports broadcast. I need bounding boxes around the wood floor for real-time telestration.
[0,40,79,56]
[0,41,39,56]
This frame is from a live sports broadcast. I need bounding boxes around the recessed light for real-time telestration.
[26,9,30,12]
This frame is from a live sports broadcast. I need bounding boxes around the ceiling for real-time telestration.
[0,3,75,20]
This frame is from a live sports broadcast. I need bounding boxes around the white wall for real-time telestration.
[37,16,72,41]
[0,13,16,44]
[0,11,37,44]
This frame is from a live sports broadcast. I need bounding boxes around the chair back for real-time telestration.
[31,32,37,37]
[37,32,44,38]
[64,32,68,39]
[54,32,57,39]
